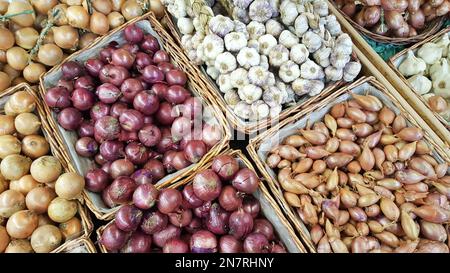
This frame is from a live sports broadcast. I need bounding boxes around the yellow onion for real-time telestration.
[14,28,39,49]
[108,11,125,29]
[37,43,63,66]
[6,1,36,27]
[90,11,109,35]
[66,5,89,29]
[0,135,21,159]
[121,0,143,21]
[53,25,79,49]
[0,27,15,51]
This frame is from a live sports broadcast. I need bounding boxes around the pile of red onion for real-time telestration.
[44,24,222,208]
[100,155,287,253]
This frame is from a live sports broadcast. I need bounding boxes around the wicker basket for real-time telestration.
[389,27,450,130]
[329,1,445,46]
[247,76,450,252]
[57,237,97,253]
[0,83,94,253]
[97,149,307,253]
[163,0,358,134]
[38,13,231,221]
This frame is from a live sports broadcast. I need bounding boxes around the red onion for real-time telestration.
[111,48,135,69]
[156,128,178,154]
[133,91,160,115]
[243,233,270,253]
[143,159,166,181]
[156,102,177,125]
[164,85,190,104]
[125,142,148,165]
[166,69,187,86]
[193,169,222,201]
[71,88,95,111]
[140,211,168,234]
[169,209,193,227]
[140,34,160,54]
[96,83,121,104]
[85,58,104,77]
[108,176,136,204]
[180,129,203,150]
[119,130,139,143]
[142,65,164,84]
[110,102,128,118]
[163,150,177,173]
[131,169,153,185]
[171,117,192,142]
[121,78,144,102]
[120,231,152,253]
[99,64,130,86]
[158,188,182,214]
[95,154,108,165]
[45,86,71,109]
[152,83,168,99]
[115,205,143,232]
[182,97,202,119]
[90,102,111,121]
[100,140,124,161]
[57,79,74,92]
[57,107,83,130]
[182,184,203,208]
[219,235,243,253]
[101,224,128,251]
[85,168,110,192]
[194,201,212,218]
[229,210,254,239]
[202,124,222,147]
[134,52,153,72]
[206,203,230,235]
[271,244,287,253]
[62,61,84,79]
[110,159,135,179]
[121,43,139,55]
[143,116,154,125]
[133,183,158,210]
[78,121,95,137]
[232,168,259,194]
[101,162,112,175]
[190,230,217,253]
[99,47,114,63]
[152,224,181,248]
[75,137,98,157]
[124,24,144,43]
[153,50,170,64]
[212,155,239,181]
[74,75,95,91]
[242,196,261,218]
[163,238,189,253]
[139,124,162,147]
[253,219,274,241]
[102,185,116,208]
[185,217,202,234]
[219,185,243,212]
[172,151,191,171]
[120,109,144,132]
[158,62,175,73]
[95,116,121,141]
[184,140,207,163]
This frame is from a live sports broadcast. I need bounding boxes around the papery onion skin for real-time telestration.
[190,230,217,253]
[101,224,128,251]
[192,169,222,202]
[140,211,168,235]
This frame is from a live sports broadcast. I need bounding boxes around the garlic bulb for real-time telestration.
[233,0,252,9]
[290,44,309,65]
[398,51,427,77]
[167,0,187,18]
[277,81,295,104]
[330,50,351,69]
[181,35,193,50]
[260,55,270,70]
[265,72,276,87]
[436,34,450,57]
[280,0,298,26]
[177,17,194,35]
[303,31,322,53]
[193,17,203,33]
[432,76,450,99]
[202,34,224,60]
[293,14,309,37]
[430,58,450,82]
[258,34,277,56]
[325,66,343,82]
[301,60,325,80]
[417,43,443,65]
[248,66,269,87]
[191,32,206,48]
[224,90,240,107]
[234,21,249,39]
[325,15,342,37]
[206,66,220,80]
[234,101,253,119]
[247,21,266,40]
[269,44,289,67]
[238,84,263,104]
[292,78,325,96]
[343,61,361,82]
[217,74,234,93]
[279,30,299,49]
[266,19,284,38]
[215,52,237,74]
[263,86,284,107]
[270,105,282,118]
[237,47,260,69]
[249,0,274,23]
[224,32,248,52]
[209,15,234,37]
[247,39,260,51]
[314,47,332,68]
[232,7,250,24]
[313,0,329,17]
[408,75,432,95]
[196,43,205,61]
[279,61,300,83]
[250,100,270,120]
[230,68,249,89]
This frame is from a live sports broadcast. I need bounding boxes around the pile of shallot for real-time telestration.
[267,91,450,253]
[44,23,222,209]
[100,154,287,253]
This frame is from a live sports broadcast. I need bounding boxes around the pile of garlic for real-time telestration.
[398,33,450,122]
[164,0,361,121]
